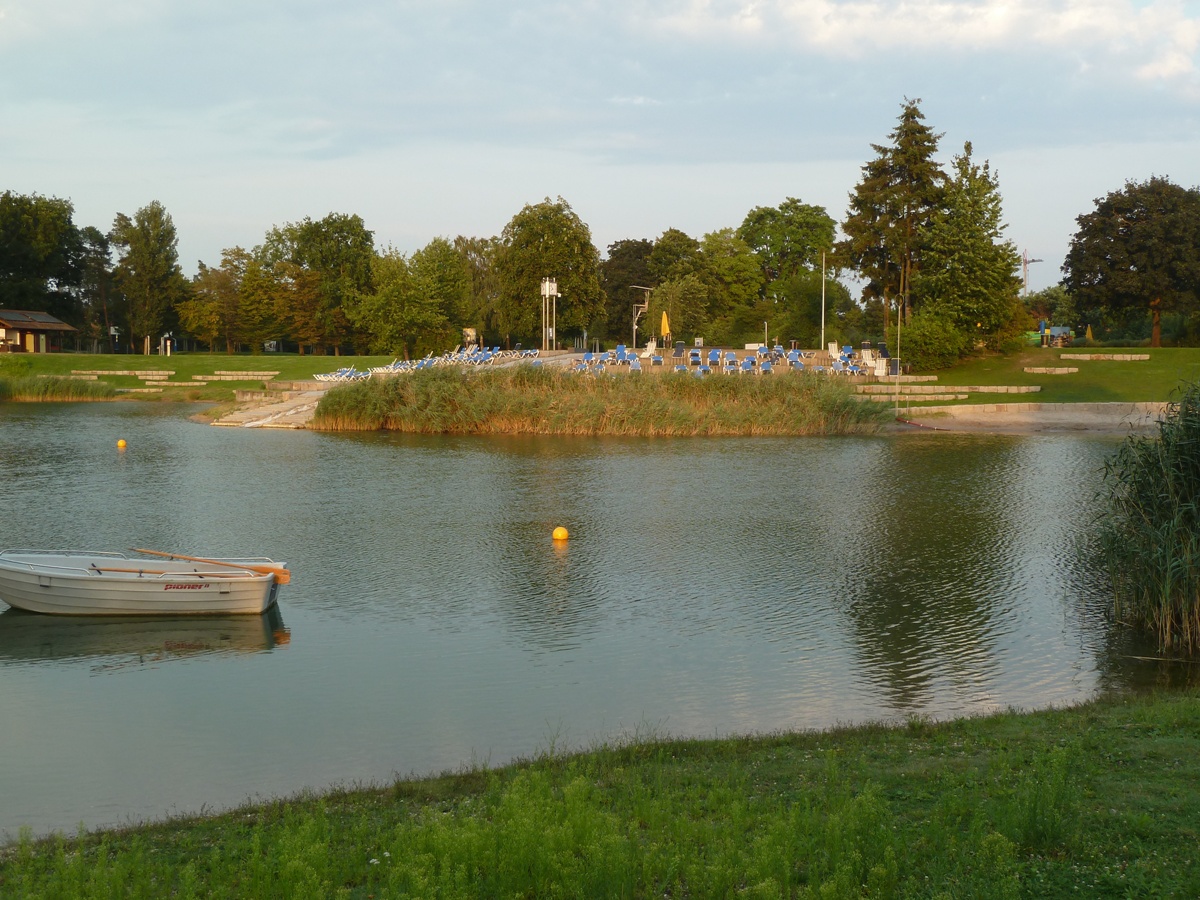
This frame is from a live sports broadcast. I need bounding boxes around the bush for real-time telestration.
[887,313,968,371]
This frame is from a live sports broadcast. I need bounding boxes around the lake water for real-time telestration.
[0,401,1188,839]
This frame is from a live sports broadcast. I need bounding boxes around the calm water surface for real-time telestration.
[0,401,1186,838]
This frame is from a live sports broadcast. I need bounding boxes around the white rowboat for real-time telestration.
[0,550,287,616]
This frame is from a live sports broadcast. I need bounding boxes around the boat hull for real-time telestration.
[0,552,283,616]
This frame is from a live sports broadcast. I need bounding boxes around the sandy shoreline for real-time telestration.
[894,401,1167,435]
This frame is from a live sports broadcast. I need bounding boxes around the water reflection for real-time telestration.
[1,403,1188,838]
[0,606,289,672]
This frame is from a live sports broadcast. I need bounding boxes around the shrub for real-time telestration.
[888,313,969,371]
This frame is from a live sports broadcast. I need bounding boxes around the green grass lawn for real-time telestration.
[5,347,1200,408]
[931,347,1200,404]
[3,692,1199,898]
[0,352,395,401]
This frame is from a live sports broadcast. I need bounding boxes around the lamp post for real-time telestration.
[540,277,558,351]
[820,250,826,351]
[630,285,652,349]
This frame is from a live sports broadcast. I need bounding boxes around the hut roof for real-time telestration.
[0,309,76,332]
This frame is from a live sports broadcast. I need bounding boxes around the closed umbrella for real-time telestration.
[661,311,670,338]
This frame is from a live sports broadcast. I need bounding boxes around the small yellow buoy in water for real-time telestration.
[552,526,569,541]
[117,439,127,450]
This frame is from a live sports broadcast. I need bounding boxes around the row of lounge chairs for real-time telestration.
[313,367,371,382]
[572,344,882,377]
[316,346,540,382]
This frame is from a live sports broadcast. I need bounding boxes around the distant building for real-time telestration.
[0,309,77,353]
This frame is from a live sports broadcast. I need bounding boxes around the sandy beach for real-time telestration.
[895,401,1167,435]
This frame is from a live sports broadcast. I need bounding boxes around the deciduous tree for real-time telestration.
[492,197,603,347]
[737,198,835,286]
[599,238,654,343]
[263,213,375,354]
[110,201,189,353]
[0,191,84,324]
[1063,176,1200,347]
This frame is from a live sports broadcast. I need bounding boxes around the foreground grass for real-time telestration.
[3,692,1198,898]
[312,365,890,435]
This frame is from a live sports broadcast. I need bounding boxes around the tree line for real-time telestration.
[4,99,1197,361]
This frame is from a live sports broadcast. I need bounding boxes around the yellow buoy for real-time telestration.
[552,526,569,541]
[117,439,127,449]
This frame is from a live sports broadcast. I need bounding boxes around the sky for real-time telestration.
[3,0,1199,293]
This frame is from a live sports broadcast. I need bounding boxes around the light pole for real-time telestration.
[630,285,652,349]
[820,251,826,351]
[540,277,558,351]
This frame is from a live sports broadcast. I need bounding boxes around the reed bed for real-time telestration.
[312,365,889,436]
[0,375,117,402]
[1101,380,1200,653]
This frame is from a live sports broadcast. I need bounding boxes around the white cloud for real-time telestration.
[635,0,1200,83]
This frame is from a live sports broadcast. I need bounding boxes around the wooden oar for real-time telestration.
[129,549,291,584]
[91,565,243,578]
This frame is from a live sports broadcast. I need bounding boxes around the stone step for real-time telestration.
[1060,353,1149,361]
[856,384,1040,395]
[1024,367,1078,374]
[192,374,272,381]
[863,393,969,402]
[72,370,175,376]
[214,370,280,376]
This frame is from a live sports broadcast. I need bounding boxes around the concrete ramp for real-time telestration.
[211,384,330,428]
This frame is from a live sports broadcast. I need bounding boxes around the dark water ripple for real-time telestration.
[0,403,1172,838]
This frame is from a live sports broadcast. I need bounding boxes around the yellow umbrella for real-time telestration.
[661,311,670,337]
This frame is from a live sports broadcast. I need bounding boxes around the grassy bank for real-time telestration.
[0,353,393,402]
[933,347,1200,404]
[3,692,1198,897]
[0,375,117,401]
[312,365,890,435]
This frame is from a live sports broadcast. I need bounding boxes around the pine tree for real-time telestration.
[914,142,1022,346]
[839,99,946,325]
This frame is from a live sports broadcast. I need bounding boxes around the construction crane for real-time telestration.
[1022,249,1043,296]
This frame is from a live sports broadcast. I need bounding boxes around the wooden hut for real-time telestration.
[0,309,77,353]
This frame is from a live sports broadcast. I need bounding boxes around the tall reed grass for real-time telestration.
[312,366,889,436]
[0,376,117,402]
[1101,380,1200,653]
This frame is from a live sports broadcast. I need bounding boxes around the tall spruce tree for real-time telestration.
[914,142,1022,346]
[839,99,946,325]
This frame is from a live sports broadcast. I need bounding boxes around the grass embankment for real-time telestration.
[0,375,117,401]
[0,353,393,403]
[4,693,1199,898]
[932,347,1200,404]
[312,365,890,436]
